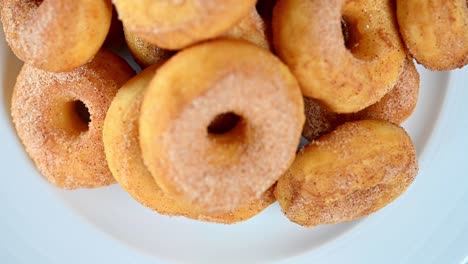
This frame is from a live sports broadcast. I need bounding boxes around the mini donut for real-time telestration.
[396,0,468,70]
[113,0,257,50]
[123,8,268,69]
[11,50,135,189]
[124,28,173,69]
[225,8,270,50]
[276,120,418,227]
[302,58,420,141]
[139,39,304,214]
[103,64,275,223]
[1,0,112,72]
[273,0,406,113]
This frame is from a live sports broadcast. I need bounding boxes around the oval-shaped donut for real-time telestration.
[302,58,420,141]
[103,64,275,223]
[1,0,112,72]
[11,50,135,189]
[139,39,304,214]
[273,0,406,113]
[396,0,468,70]
[276,120,418,227]
[113,0,256,50]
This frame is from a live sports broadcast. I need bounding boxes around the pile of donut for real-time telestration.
[1,0,466,227]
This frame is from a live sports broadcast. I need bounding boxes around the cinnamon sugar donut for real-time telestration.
[396,0,468,70]
[104,64,275,223]
[113,0,257,50]
[139,39,304,214]
[11,50,134,189]
[302,58,420,141]
[1,0,112,72]
[123,8,268,69]
[273,0,406,113]
[276,120,418,227]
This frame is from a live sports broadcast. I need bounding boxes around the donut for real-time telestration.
[273,0,406,113]
[11,50,135,189]
[139,39,304,214]
[124,28,173,69]
[396,0,468,70]
[123,7,268,69]
[113,0,257,50]
[225,8,270,50]
[1,0,112,72]
[302,58,420,141]
[276,120,418,227]
[103,64,275,223]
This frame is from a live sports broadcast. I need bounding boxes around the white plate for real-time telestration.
[1,26,468,264]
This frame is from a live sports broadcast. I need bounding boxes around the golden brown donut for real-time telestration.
[273,0,406,113]
[139,39,304,214]
[103,64,275,223]
[302,58,420,141]
[225,8,270,50]
[396,0,468,70]
[123,8,268,69]
[113,0,257,50]
[123,28,173,69]
[11,50,134,189]
[1,0,112,72]
[276,120,418,227]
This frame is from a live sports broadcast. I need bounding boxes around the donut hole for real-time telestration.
[341,16,363,58]
[55,100,91,134]
[341,17,352,50]
[73,100,91,129]
[207,112,242,135]
[340,13,378,61]
[206,112,248,164]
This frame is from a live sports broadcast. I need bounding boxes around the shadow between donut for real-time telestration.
[2,47,23,119]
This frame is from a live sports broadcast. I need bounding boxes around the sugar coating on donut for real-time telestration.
[396,0,468,70]
[124,28,173,69]
[353,58,420,123]
[139,39,304,213]
[1,0,112,72]
[11,50,134,189]
[276,120,418,227]
[302,58,420,141]
[273,0,406,113]
[224,8,270,50]
[104,64,275,222]
[113,0,257,49]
